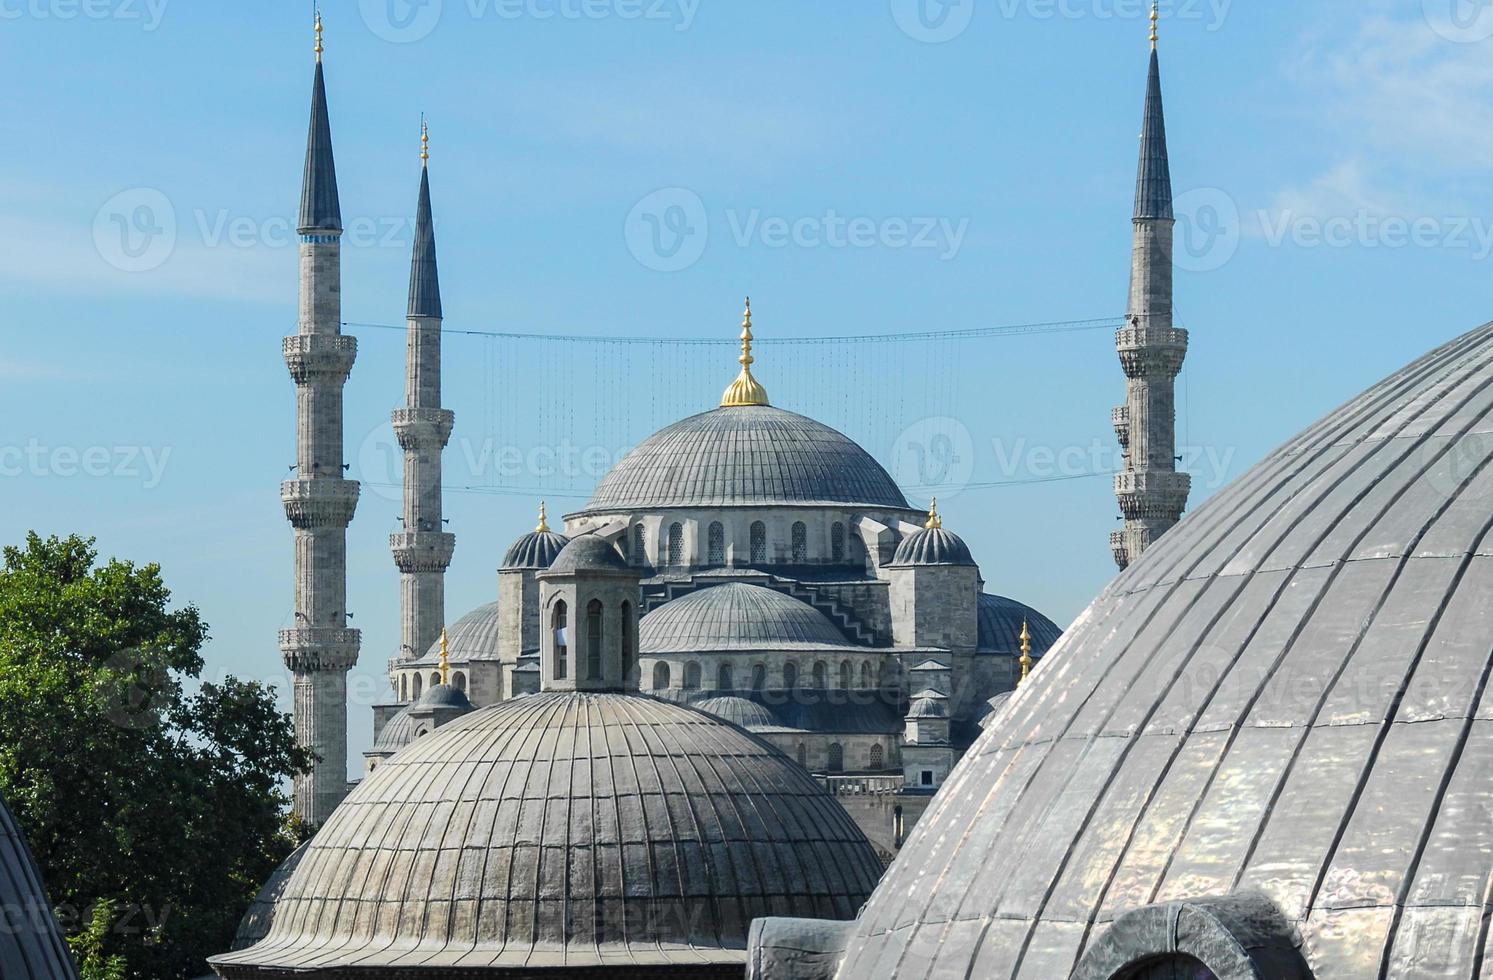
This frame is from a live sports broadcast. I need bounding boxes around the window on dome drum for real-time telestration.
[797,744,808,768]
[652,661,670,690]
[751,663,767,691]
[586,600,603,680]
[400,674,408,701]
[718,664,733,691]
[708,522,725,565]
[667,522,684,566]
[620,602,633,681]
[812,661,828,689]
[828,743,844,772]
[869,744,883,769]
[791,521,808,562]
[431,672,441,688]
[632,523,645,564]
[831,522,846,562]
[784,662,798,689]
[553,600,569,681]
[453,671,466,693]
[1117,956,1220,980]
[839,660,852,689]
[750,521,767,563]
[412,674,423,698]
[684,661,702,690]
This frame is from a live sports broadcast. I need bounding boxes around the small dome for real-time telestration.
[907,690,948,719]
[414,601,501,664]
[501,528,570,569]
[0,795,76,979]
[369,704,420,754]
[976,594,1063,655]
[694,695,779,730]
[640,582,855,653]
[890,526,975,566]
[213,693,884,976]
[584,405,912,513]
[413,682,473,711]
[544,533,631,575]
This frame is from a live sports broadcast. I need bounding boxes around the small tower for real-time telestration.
[1113,3,1191,569]
[498,502,571,699]
[390,118,456,664]
[886,500,980,652]
[536,536,643,693]
[903,689,954,792]
[279,11,361,827]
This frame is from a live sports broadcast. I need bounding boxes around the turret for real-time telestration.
[498,502,570,698]
[537,535,643,693]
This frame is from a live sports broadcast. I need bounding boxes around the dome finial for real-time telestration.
[1149,1,1158,50]
[439,627,451,685]
[420,114,429,166]
[925,497,942,530]
[1018,619,1033,686]
[536,500,550,534]
[315,7,324,61]
[720,297,770,407]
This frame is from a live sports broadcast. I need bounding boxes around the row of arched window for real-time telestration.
[398,669,467,702]
[551,598,633,683]
[626,520,849,567]
[650,658,883,691]
[791,742,886,773]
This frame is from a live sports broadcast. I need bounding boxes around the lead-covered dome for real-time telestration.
[890,526,975,566]
[413,600,501,664]
[583,406,910,512]
[212,692,883,977]
[0,796,77,979]
[976,593,1063,655]
[640,582,856,653]
[831,323,1493,980]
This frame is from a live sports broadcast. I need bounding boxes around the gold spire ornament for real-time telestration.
[315,9,324,61]
[925,498,943,530]
[720,298,770,407]
[421,116,429,166]
[536,501,550,534]
[439,627,451,685]
[1018,619,1033,686]
[1150,2,1158,50]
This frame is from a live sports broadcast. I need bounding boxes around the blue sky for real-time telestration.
[5,0,1493,767]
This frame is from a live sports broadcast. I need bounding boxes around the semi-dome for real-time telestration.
[211,692,884,977]
[0,795,77,979]
[369,703,420,754]
[413,600,501,664]
[828,323,1493,980]
[582,405,911,513]
[544,532,631,575]
[694,694,780,730]
[640,582,856,653]
[976,593,1063,655]
[502,501,571,569]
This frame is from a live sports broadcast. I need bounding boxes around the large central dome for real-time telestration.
[583,406,911,513]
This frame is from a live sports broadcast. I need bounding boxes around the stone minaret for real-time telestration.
[1112,5,1190,570]
[389,121,455,667]
[279,13,360,827]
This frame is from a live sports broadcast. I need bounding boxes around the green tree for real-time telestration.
[0,533,313,980]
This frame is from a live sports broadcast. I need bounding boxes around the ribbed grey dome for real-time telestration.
[231,841,309,952]
[584,406,910,512]
[0,796,76,979]
[369,703,420,754]
[413,601,501,664]
[890,526,975,566]
[544,533,631,575]
[694,695,779,730]
[906,692,947,719]
[501,528,570,570]
[212,693,884,976]
[640,582,855,653]
[976,593,1063,655]
[832,323,1493,980]
[413,682,473,710]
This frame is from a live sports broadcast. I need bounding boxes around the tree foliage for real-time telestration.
[0,533,313,979]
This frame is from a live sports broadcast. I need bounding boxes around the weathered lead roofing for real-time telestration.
[407,165,441,318]
[368,702,421,753]
[976,593,1063,656]
[501,528,571,570]
[543,533,632,576]
[1134,49,1173,221]
[694,695,780,731]
[583,405,911,513]
[231,842,310,952]
[0,796,77,979]
[412,601,502,664]
[829,322,1493,979]
[211,692,883,975]
[297,62,341,235]
[640,583,859,653]
[889,526,975,566]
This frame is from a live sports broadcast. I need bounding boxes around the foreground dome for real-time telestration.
[0,796,76,979]
[826,323,1493,979]
[213,692,883,977]
[640,582,856,653]
[583,406,910,513]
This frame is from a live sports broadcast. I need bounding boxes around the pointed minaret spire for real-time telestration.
[300,12,341,235]
[1112,15,1190,570]
[408,120,442,319]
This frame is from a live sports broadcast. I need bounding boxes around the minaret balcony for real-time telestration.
[1116,325,1188,378]
[1109,531,1130,569]
[1112,405,1131,449]
[283,334,357,384]
[282,479,360,529]
[1114,470,1192,520]
[279,627,361,672]
[391,407,455,449]
[390,531,456,573]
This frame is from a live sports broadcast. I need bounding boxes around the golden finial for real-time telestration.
[315,8,324,62]
[1018,619,1033,686]
[536,500,550,534]
[720,297,770,407]
[439,627,451,686]
[421,116,429,166]
[1149,2,1158,50]
[925,498,943,530]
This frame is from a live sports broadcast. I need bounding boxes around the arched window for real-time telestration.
[632,523,646,565]
[750,521,767,563]
[1120,956,1220,980]
[400,673,408,701]
[812,661,827,689]
[707,522,725,565]
[869,744,884,770]
[831,522,846,562]
[412,673,423,699]
[652,661,670,690]
[684,661,702,690]
[839,660,852,690]
[620,601,634,682]
[453,671,467,694]
[586,599,604,680]
[667,522,685,566]
[783,662,798,690]
[718,663,734,691]
[751,663,766,692]
[431,672,442,689]
[552,600,569,681]
[860,662,873,689]
[791,521,808,562]
[797,744,808,768]
[827,743,844,772]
